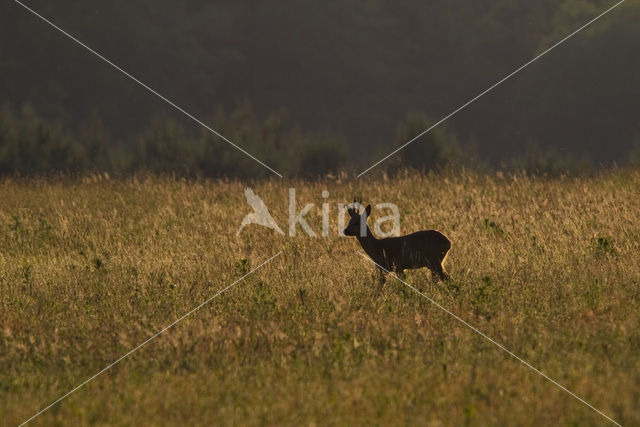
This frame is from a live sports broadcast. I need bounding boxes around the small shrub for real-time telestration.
[595,236,615,256]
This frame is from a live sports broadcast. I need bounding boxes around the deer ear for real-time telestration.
[365,204,372,216]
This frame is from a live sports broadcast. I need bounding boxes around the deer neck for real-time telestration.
[356,225,381,257]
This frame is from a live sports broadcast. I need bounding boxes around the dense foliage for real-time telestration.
[1,0,639,174]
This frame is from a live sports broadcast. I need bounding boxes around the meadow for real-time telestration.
[1,170,639,426]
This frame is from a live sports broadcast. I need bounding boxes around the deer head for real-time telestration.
[344,197,372,236]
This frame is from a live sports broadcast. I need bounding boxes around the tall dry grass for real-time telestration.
[1,170,639,425]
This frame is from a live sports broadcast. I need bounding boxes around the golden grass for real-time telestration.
[1,170,639,426]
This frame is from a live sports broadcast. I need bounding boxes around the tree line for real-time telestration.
[2,0,638,173]
[2,101,638,178]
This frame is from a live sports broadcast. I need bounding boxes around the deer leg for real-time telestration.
[377,268,387,284]
[432,263,450,282]
[371,268,386,294]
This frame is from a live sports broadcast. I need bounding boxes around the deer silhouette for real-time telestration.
[344,200,451,281]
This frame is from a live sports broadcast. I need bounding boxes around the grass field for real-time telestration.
[1,170,639,426]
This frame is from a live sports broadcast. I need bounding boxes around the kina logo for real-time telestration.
[236,188,285,236]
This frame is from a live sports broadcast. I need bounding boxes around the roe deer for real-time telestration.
[344,201,451,281]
